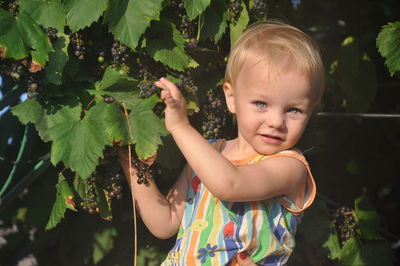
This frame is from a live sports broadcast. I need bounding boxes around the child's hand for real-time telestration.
[155,77,190,132]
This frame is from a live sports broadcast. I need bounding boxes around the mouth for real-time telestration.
[260,134,284,144]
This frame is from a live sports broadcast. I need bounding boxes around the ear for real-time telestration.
[223,81,236,114]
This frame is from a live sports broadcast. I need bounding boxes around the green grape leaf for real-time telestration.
[146,19,198,71]
[46,173,77,230]
[48,102,110,180]
[338,238,364,265]
[104,0,163,50]
[129,95,168,159]
[377,22,400,76]
[63,0,108,32]
[0,10,53,65]
[200,0,228,43]
[73,175,86,201]
[95,185,112,221]
[93,227,117,264]
[354,195,382,240]
[0,9,29,60]
[183,0,211,20]
[11,99,44,125]
[11,98,82,142]
[104,103,133,145]
[44,33,70,85]
[19,0,66,32]
[322,227,342,260]
[229,2,249,48]
[96,66,138,91]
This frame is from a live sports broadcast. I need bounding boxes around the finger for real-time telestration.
[160,89,176,107]
[236,252,256,266]
[156,77,182,99]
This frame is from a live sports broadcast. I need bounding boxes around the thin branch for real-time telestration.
[316,112,400,119]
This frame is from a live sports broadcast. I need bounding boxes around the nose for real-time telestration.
[266,111,285,129]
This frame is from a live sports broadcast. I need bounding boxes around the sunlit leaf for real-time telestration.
[129,95,168,159]
[229,2,249,48]
[322,227,341,260]
[104,103,133,145]
[48,102,110,179]
[46,173,77,230]
[0,10,53,65]
[146,19,198,71]
[377,22,400,76]
[354,195,382,240]
[45,33,70,85]
[95,186,112,221]
[63,0,108,32]
[104,0,163,49]
[96,66,138,91]
[19,0,66,32]
[338,238,364,265]
[183,0,211,20]
[11,98,82,142]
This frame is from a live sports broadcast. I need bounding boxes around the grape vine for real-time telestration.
[333,206,357,246]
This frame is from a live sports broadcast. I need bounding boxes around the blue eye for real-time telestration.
[288,107,301,114]
[254,101,266,108]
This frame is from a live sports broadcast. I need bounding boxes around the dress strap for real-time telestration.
[262,150,316,215]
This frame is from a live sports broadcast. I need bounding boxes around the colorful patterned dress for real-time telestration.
[161,141,316,265]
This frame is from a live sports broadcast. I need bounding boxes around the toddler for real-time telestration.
[120,20,325,265]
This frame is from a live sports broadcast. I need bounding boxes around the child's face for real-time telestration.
[223,59,315,155]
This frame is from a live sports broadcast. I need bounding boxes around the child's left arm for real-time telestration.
[156,78,308,203]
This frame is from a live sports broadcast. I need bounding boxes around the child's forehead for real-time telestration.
[240,56,306,81]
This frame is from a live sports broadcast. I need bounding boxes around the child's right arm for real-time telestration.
[119,149,190,239]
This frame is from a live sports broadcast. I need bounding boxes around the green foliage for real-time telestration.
[146,19,198,71]
[46,173,76,229]
[0,9,53,65]
[104,0,164,50]
[1,0,399,265]
[377,22,400,76]
[64,0,108,32]
[19,0,66,32]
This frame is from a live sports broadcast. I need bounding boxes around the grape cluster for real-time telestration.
[201,89,229,139]
[333,206,357,246]
[27,74,42,99]
[70,33,86,60]
[228,1,242,22]
[7,1,19,16]
[96,152,125,200]
[102,164,124,200]
[39,25,58,43]
[46,27,58,43]
[139,80,159,98]
[171,0,198,48]
[184,38,198,50]
[111,41,130,65]
[176,71,198,94]
[130,152,160,185]
[251,0,267,18]
[81,176,98,214]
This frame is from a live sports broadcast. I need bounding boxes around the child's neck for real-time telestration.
[220,138,260,162]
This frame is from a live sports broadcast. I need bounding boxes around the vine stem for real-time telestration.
[0,124,33,197]
[122,103,137,266]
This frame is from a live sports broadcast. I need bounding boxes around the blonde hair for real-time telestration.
[225,20,325,107]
